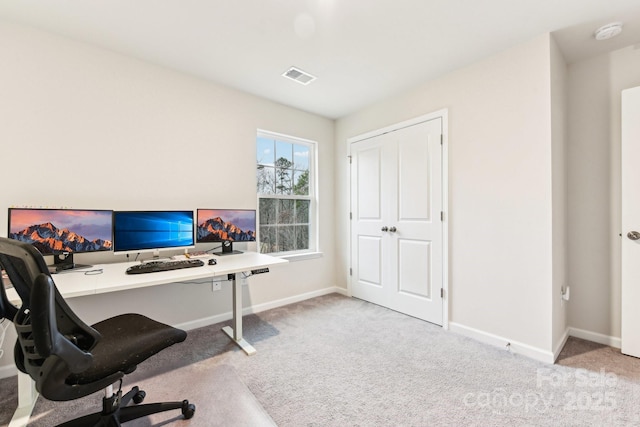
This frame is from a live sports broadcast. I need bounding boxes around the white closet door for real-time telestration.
[350,117,443,325]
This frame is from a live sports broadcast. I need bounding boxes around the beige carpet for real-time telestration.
[1,293,639,426]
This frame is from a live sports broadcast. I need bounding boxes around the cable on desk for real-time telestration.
[179,277,229,286]
[84,269,104,275]
[59,269,104,275]
[179,279,212,286]
[205,245,223,254]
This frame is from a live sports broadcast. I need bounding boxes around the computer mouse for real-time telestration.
[208,259,217,265]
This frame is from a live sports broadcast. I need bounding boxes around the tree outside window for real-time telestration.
[257,131,315,254]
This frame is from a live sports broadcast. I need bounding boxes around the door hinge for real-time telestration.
[350,212,352,220]
[440,288,444,298]
[440,211,444,222]
[348,155,352,164]
[349,268,353,276]
[440,134,443,145]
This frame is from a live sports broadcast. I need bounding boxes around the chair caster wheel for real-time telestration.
[133,390,146,404]
[182,400,196,419]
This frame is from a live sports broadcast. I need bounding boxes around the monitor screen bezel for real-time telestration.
[112,210,196,255]
[7,207,114,255]
[196,208,257,244]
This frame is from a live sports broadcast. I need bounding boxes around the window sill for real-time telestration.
[276,252,323,262]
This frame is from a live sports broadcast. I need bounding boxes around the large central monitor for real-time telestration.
[112,210,195,255]
[7,208,113,271]
[197,209,256,255]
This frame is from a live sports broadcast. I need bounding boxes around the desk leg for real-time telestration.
[9,372,38,427]
[221,273,256,356]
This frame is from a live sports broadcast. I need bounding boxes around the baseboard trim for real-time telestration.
[447,323,622,364]
[449,322,555,364]
[553,328,570,362]
[568,327,621,349]
[241,286,348,316]
[175,286,347,331]
[0,364,17,380]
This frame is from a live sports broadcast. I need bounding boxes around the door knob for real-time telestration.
[389,226,397,233]
[381,226,388,232]
[628,231,640,240]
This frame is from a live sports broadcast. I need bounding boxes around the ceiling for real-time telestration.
[1,0,640,119]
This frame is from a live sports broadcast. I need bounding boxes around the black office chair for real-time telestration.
[0,237,195,426]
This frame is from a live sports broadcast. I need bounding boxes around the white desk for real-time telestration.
[7,251,287,427]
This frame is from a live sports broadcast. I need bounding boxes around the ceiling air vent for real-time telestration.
[282,67,317,85]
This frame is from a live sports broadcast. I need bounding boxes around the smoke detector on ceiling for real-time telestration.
[594,22,623,41]
[282,67,317,85]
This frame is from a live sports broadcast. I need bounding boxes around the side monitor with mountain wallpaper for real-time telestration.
[7,208,113,272]
[196,209,256,255]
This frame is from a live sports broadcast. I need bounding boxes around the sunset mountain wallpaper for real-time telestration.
[8,209,113,254]
[197,210,256,242]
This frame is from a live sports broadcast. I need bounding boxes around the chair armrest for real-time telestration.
[31,274,93,374]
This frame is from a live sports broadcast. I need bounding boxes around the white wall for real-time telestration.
[567,45,640,344]
[0,20,336,374]
[336,34,558,358]
[550,36,569,356]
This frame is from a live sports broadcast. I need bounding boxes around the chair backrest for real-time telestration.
[0,236,49,316]
[0,237,102,400]
[0,269,17,323]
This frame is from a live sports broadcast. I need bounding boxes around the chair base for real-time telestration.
[56,385,195,427]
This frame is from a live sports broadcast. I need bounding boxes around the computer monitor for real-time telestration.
[7,208,113,271]
[112,210,195,255]
[196,209,256,255]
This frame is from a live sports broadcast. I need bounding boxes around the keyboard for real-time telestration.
[126,259,205,274]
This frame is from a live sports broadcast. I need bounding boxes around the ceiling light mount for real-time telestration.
[594,22,623,41]
[282,67,317,85]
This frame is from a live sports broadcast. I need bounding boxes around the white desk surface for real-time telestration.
[6,251,287,303]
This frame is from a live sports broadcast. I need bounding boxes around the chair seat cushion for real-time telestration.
[66,313,187,385]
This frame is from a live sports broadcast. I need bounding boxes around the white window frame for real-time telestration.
[257,129,318,257]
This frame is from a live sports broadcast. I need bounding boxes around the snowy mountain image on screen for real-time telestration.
[9,222,112,254]
[197,217,256,242]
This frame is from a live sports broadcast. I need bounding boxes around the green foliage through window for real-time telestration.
[257,132,314,254]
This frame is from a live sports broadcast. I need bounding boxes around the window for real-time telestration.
[257,130,316,255]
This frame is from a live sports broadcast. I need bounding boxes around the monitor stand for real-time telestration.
[213,241,243,256]
[50,253,91,273]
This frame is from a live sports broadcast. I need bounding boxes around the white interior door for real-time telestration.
[350,117,444,325]
[621,86,640,358]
